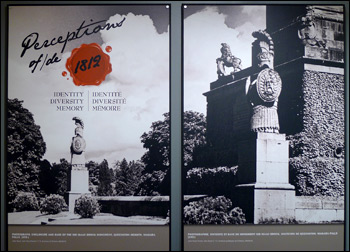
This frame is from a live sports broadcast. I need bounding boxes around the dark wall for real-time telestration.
[204,76,252,167]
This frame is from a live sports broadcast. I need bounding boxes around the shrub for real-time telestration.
[40,194,68,214]
[74,195,100,218]
[89,185,98,196]
[183,196,246,225]
[11,192,39,212]
[229,207,246,224]
[258,217,298,224]
[185,166,238,195]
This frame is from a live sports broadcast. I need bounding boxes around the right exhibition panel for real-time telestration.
[182,4,345,251]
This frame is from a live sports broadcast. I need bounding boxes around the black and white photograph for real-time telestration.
[7,5,170,226]
[183,4,345,225]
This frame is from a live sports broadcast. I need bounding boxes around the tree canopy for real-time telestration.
[141,111,206,172]
[7,98,46,208]
[139,111,206,195]
[97,159,113,196]
[114,159,144,196]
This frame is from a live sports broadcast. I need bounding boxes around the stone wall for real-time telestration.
[295,196,344,223]
[267,6,344,66]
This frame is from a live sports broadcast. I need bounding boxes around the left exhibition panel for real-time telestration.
[6,4,170,251]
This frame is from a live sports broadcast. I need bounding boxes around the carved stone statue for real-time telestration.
[68,116,89,212]
[71,117,86,157]
[252,30,274,69]
[297,6,326,48]
[246,69,281,133]
[216,43,242,78]
[247,31,281,133]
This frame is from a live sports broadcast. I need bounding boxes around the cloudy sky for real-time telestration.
[8,5,169,166]
[8,5,266,166]
[184,5,266,114]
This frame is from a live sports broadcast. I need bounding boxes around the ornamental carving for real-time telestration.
[252,30,274,69]
[71,136,86,154]
[297,6,326,48]
[256,68,282,103]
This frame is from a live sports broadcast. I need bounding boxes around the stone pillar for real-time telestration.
[68,160,91,213]
[235,132,295,223]
[68,117,90,213]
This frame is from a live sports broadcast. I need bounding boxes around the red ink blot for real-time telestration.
[67,78,69,80]
[106,46,112,53]
[62,71,67,77]
[66,43,112,86]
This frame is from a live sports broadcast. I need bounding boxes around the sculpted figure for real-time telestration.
[297,6,326,48]
[252,30,274,69]
[71,117,86,155]
[246,69,281,133]
[216,43,242,78]
[247,31,282,133]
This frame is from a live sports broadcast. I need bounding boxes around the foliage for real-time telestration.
[97,159,113,196]
[185,166,238,195]
[229,207,246,224]
[38,159,70,197]
[7,98,46,210]
[292,71,345,159]
[38,159,56,196]
[114,159,144,196]
[86,161,99,196]
[11,192,39,212]
[37,159,70,197]
[136,170,167,196]
[40,194,68,214]
[286,71,345,197]
[141,112,170,173]
[258,217,298,224]
[183,196,246,225]
[140,111,206,173]
[183,111,207,167]
[51,159,70,196]
[138,111,206,195]
[74,195,100,218]
[87,160,99,186]
[289,156,344,197]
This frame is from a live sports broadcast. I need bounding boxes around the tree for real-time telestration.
[128,161,144,193]
[37,159,70,197]
[114,159,144,196]
[7,98,46,209]
[51,159,70,196]
[141,113,170,173]
[138,111,206,195]
[87,161,99,195]
[114,159,129,195]
[140,111,206,172]
[38,159,55,196]
[183,111,207,167]
[97,159,113,196]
